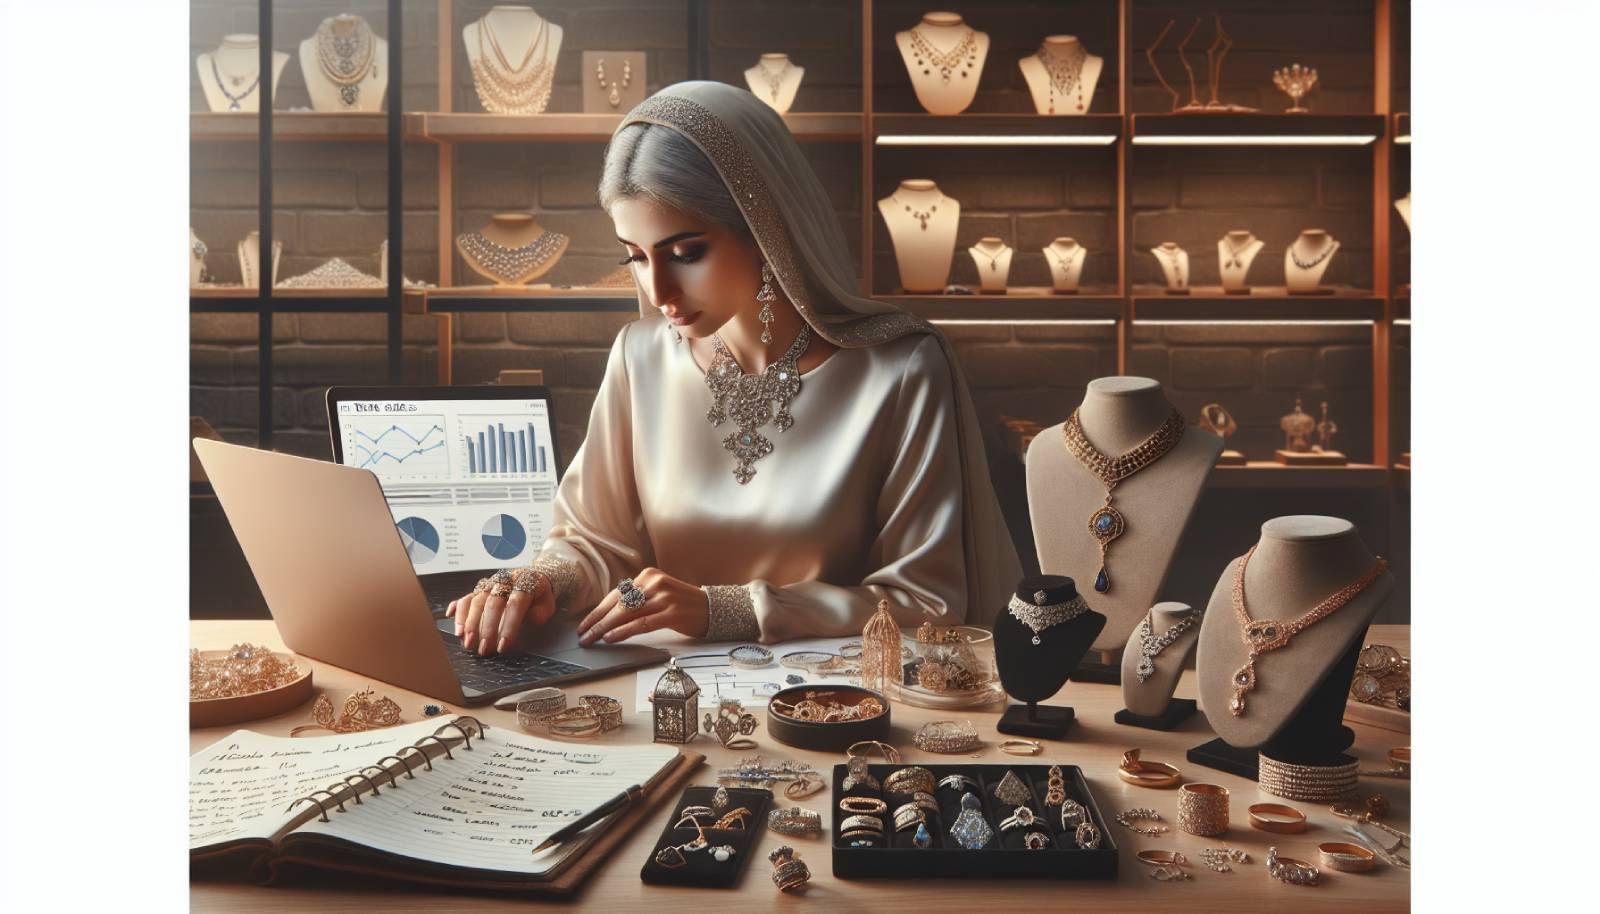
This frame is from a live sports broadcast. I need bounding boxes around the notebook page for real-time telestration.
[290,724,678,875]
[189,718,453,850]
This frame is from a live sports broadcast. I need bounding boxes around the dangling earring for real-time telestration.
[756,261,777,345]
[672,328,683,344]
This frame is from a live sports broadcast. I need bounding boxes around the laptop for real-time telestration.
[192,389,667,705]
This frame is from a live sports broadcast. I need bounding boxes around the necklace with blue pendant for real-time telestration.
[1061,407,1187,594]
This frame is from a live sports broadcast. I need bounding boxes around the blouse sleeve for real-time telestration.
[701,335,970,644]
[528,323,653,612]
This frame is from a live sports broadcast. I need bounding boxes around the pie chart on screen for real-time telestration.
[396,516,440,565]
[482,514,527,561]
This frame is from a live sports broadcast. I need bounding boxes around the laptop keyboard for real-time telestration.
[442,638,588,693]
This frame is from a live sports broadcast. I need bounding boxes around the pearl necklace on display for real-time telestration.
[314,14,377,108]
[909,26,978,84]
[1037,41,1088,113]
[471,15,555,114]
[595,57,631,108]
[457,230,568,284]
[1289,236,1339,270]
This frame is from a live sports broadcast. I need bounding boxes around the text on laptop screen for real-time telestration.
[333,398,555,574]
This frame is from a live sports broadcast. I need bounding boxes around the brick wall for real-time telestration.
[190,0,1408,620]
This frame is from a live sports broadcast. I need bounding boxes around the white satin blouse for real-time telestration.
[530,314,970,643]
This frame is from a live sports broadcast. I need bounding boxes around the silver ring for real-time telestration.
[617,577,647,610]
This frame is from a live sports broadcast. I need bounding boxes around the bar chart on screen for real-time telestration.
[461,415,552,476]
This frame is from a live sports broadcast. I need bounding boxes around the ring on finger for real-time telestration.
[489,583,513,599]
[617,578,648,611]
[473,577,494,594]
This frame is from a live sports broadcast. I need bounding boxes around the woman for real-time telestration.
[449,81,1019,655]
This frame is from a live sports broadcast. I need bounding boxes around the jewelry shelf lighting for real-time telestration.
[190,0,1408,494]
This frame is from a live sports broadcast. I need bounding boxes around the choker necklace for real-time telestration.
[1222,235,1256,270]
[1037,41,1088,113]
[1229,544,1387,716]
[890,192,947,231]
[705,324,810,485]
[1007,590,1090,645]
[1133,608,1200,682]
[314,14,377,108]
[1061,407,1186,594]
[1289,237,1338,270]
[756,58,793,104]
[1154,247,1187,287]
[209,53,260,110]
[471,14,555,114]
[457,230,567,284]
[594,57,631,108]
[908,25,978,84]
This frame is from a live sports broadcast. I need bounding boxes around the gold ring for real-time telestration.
[785,773,824,800]
[883,766,936,795]
[846,739,901,763]
[1318,841,1377,872]
[1248,802,1308,833]
[1137,850,1188,867]
[1118,749,1183,788]
[998,738,1041,756]
[838,796,888,815]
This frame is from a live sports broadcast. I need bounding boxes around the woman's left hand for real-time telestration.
[576,567,710,646]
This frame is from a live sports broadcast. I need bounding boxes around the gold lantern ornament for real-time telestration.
[649,661,700,744]
[859,599,900,694]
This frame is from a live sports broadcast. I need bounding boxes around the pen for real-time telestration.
[530,784,646,855]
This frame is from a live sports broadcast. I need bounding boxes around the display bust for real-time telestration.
[298,14,389,113]
[895,11,989,115]
[877,179,960,293]
[197,34,289,113]
[1017,35,1103,115]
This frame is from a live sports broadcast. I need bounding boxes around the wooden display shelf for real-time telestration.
[878,293,1122,322]
[190,111,392,142]
[408,111,864,143]
[1208,461,1390,488]
[419,286,639,313]
[1131,290,1383,322]
[1130,113,1387,145]
[873,113,1123,144]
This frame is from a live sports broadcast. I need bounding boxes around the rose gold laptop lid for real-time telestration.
[194,438,467,703]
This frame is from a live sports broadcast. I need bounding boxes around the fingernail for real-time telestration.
[454,622,462,637]
[462,631,474,649]
[497,636,509,653]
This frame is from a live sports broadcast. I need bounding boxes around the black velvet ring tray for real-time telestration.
[829,763,1118,880]
[639,785,774,888]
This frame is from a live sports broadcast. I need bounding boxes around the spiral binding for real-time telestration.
[285,717,486,823]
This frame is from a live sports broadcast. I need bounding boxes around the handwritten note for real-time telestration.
[188,718,461,851]
[291,728,677,874]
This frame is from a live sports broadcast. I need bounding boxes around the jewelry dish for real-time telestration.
[189,648,313,728]
[766,685,890,751]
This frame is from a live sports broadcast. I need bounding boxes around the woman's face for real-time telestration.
[611,196,762,340]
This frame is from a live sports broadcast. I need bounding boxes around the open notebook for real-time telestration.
[190,715,698,894]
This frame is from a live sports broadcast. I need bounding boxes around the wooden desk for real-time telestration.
[191,621,1410,912]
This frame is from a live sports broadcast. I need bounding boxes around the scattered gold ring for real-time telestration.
[1248,802,1308,834]
[998,738,1042,756]
[1318,841,1377,872]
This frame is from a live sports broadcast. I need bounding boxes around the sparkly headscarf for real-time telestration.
[613,81,1020,625]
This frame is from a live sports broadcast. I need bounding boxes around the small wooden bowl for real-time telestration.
[190,651,314,729]
[766,685,890,752]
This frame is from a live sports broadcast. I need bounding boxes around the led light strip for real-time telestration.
[876,134,1118,146]
[1132,135,1378,146]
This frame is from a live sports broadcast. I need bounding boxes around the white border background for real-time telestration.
[1,0,1595,909]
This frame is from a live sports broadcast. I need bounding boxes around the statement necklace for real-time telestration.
[757,58,793,104]
[1007,590,1090,645]
[1229,544,1387,716]
[705,325,810,485]
[1037,41,1088,113]
[1061,407,1186,594]
[890,192,947,231]
[209,53,260,110]
[1289,236,1338,270]
[314,14,376,108]
[457,230,567,284]
[471,15,555,114]
[1133,608,1200,682]
[909,26,978,84]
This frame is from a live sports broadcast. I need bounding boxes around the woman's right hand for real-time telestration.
[446,572,557,656]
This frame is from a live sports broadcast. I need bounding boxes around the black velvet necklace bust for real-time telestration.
[993,575,1106,739]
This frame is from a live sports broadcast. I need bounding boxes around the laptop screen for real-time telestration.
[329,393,558,575]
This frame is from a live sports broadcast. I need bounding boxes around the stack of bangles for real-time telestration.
[1117,749,1182,788]
[543,695,622,738]
[1257,753,1359,802]
[514,687,567,733]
